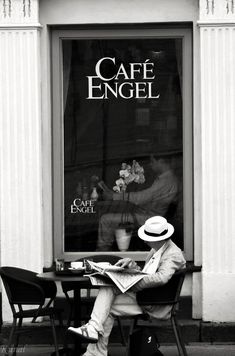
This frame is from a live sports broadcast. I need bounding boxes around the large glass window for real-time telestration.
[52,28,192,260]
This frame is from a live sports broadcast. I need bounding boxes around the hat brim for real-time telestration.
[138,223,174,242]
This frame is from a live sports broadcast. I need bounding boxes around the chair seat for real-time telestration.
[14,307,62,318]
[128,269,188,356]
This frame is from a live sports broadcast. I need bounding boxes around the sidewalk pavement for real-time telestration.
[1,344,235,356]
[111,344,235,356]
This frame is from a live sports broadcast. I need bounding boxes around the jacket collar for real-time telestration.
[146,239,172,262]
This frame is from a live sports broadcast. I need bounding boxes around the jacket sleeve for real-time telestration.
[131,252,186,292]
[113,179,163,206]
[113,175,178,207]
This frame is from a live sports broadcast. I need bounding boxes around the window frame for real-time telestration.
[51,26,193,261]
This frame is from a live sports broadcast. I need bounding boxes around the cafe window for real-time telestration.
[52,27,193,260]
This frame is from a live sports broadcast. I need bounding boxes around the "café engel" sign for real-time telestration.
[71,199,96,214]
[87,57,160,100]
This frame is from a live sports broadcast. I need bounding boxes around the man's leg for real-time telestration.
[97,213,134,251]
[68,287,117,339]
[88,287,117,334]
[85,290,143,356]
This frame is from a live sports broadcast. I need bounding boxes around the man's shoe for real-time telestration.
[68,324,98,343]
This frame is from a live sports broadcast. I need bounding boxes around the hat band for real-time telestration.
[144,229,168,237]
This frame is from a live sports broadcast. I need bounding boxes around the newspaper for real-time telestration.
[86,260,147,293]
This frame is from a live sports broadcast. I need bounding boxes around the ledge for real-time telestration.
[1,319,235,345]
[197,20,235,27]
[0,23,42,29]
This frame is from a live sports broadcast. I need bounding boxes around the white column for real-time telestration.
[0,0,43,320]
[198,0,235,321]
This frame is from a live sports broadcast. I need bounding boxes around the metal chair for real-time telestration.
[0,266,63,356]
[61,254,127,346]
[128,268,188,356]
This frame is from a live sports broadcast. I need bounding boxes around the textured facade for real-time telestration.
[0,0,235,322]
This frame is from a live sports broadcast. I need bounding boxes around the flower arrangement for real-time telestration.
[111,160,145,251]
[113,160,145,193]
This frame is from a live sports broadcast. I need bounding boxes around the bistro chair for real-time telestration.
[0,266,63,356]
[128,268,188,356]
[61,254,127,345]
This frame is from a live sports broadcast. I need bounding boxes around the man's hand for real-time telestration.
[115,258,137,269]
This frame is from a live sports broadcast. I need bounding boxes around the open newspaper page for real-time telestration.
[88,274,114,287]
[86,260,147,293]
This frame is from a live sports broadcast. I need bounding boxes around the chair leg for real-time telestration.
[63,329,73,356]
[171,315,188,356]
[62,295,74,351]
[67,306,74,328]
[62,313,71,351]
[57,311,64,328]
[126,317,138,356]
[50,315,60,356]
[5,318,17,355]
[64,293,74,327]
[13,318,23,356]
[117,316,126,346]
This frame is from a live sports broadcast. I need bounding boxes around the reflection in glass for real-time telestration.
[63,38,183,252]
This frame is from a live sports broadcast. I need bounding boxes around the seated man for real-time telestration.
[68,216,186,356]
[97,154,179,251]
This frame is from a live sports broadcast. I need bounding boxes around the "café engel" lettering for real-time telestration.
[71,199,96,214]
[87,57,160,100]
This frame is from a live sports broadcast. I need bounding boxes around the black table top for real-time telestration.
[37,271,91,284]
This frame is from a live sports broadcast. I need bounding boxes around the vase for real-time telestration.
[115,228,132,251]
[90,187,99,201]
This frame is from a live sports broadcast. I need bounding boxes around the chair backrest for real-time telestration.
[0,267,45,308]
[136,269,186,306]
[0,266,57,299]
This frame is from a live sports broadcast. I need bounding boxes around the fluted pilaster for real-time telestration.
[0,0,42,321]
[199,0,235,321]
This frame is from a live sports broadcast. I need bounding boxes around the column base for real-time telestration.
[202,272,235,322]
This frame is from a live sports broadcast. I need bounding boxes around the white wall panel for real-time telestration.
[39,0,198,25]
[0,0,42,321]
[200,21,235,320]
[201,26,235,273]
[0,28,42,267]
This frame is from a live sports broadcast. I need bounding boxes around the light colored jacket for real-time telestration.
[135,239,186,320]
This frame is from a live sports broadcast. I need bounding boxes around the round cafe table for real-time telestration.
[37,271,92,356]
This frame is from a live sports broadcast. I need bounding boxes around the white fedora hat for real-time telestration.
[138,216,174,242]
